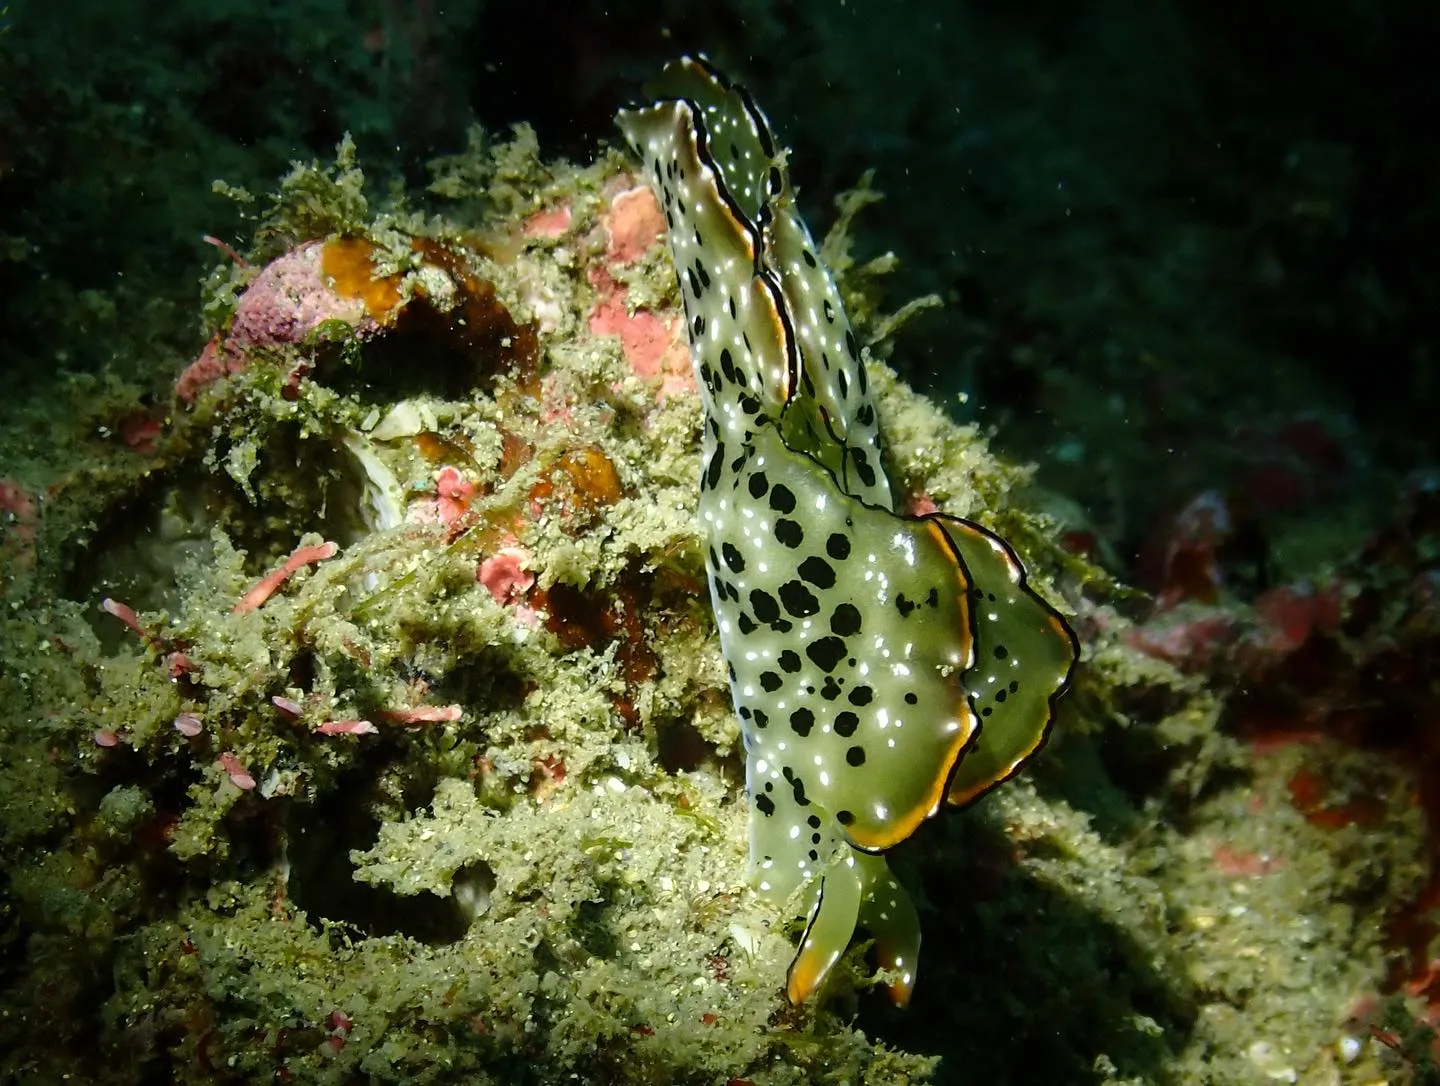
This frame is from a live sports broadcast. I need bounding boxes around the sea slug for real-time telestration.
[617,57,1077,1006]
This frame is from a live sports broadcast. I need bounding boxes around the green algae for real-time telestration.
[0,129,1431,1086]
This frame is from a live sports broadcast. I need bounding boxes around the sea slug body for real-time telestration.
[617,57,1077,1006]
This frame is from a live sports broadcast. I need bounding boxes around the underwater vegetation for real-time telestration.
[0,50,1436,1086]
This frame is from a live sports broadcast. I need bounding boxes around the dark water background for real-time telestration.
[2,0,1435,573]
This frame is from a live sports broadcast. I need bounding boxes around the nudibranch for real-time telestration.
[617,57,1078,1007]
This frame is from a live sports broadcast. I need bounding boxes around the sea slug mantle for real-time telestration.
[617,56,1078,1006]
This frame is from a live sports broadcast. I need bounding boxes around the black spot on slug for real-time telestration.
[806,636,847,673]
[778,580,819,618]
[705,443,725,490]
[830,603,862,637]
[722,542,745,573]
[852,449,877,490]
[749,589,780,625]
[798,556,836,590]
[774,518,804,549]
[782,766,810,806]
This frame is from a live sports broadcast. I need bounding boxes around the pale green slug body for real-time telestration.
[617,58,1077,1006]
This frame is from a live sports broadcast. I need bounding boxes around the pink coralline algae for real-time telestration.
[100,597,161,647]
[1153,489,1233,610]
[1121,581,1344,673]
[1123,607,1237,669]
[1249,581,1345,656]
[907,493,941,517]
[314,719,379,736]
[437,466,478,512]
[587,289,692,401]
[522,204,573,240]
[478,547,534,606]
[410,466,477,526]
[379,705,464,725]
[116,410,164,455]
[270,695,303,718]
[232,539,339,614]
[602,184,666,264]
[218,751,257,790]
[586,183,695,402]
[0,479,35,520]
[173,712,204,737]
[176,242,377,404]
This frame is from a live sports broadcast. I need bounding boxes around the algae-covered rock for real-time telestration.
[0,123,1425,1086]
